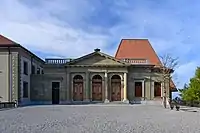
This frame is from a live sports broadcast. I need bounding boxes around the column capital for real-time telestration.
[104,72,108,77]
[124,72,127,76]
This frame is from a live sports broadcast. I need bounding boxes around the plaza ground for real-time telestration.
[0,104,200,133]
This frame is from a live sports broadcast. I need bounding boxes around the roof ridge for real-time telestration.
[121,38,149,40]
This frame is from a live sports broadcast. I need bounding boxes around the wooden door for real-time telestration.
[92,82,102,101]
[73,82,83,101]
[111,82,121,101]
[135,82,142,97]
[154,82,161,97]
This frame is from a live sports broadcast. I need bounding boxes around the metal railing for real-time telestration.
[121,58,149,64]
[45,58,73,64]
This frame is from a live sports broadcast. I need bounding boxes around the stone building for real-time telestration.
[0,35,44,105]
[0,35,177,105]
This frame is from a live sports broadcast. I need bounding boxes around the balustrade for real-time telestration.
[45,58,72,64]
[121,58,149,64]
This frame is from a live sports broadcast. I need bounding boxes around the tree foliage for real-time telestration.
[181,67,200,102]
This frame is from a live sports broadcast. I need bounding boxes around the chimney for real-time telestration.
[94,48,100,52]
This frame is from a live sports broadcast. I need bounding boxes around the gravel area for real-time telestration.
[0,104,200,133]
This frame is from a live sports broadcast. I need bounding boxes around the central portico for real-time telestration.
[66,49,130,103]
[69,70,129,103]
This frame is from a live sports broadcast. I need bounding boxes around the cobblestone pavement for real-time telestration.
[0,104,200,133]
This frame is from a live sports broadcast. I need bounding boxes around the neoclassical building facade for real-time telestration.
[0,35,177,105]
[31,48,175,105]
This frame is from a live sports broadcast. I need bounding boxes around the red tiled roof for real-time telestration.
[0,34,44,63]
[0,34,17,45]
[115,39,176,90]
[115,39,162,65]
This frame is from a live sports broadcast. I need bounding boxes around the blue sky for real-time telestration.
[0,0,200,93]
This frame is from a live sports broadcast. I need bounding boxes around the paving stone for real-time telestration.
[0,105,200,133]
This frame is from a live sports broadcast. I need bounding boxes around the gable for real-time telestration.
[68,52,127,66]
[115,39,162,65]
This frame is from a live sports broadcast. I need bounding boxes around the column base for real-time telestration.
[104,99,110,103]
[123,99,129,104]
[83,99,91,103]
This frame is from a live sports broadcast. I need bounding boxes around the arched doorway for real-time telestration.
[111,75,121,101]
[73,75,84,101]
[92,75,102,101]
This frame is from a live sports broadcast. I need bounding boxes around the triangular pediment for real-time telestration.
[67,52,129,66]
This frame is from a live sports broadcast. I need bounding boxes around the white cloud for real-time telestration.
[0,0,200,88]
[0,0,111,58]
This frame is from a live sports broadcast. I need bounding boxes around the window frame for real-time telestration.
[23,61,28,75]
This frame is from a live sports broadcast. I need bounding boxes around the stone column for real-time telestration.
[104,72,109,103]
[151,81,155,100]
[123,72,129,103]
[84,72,90,102]
[142,80,145,100]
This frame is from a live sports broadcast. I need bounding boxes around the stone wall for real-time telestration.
[30,73,67,102]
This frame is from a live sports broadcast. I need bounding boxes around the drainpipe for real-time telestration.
[8,47,11,102]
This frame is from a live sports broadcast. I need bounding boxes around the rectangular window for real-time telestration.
[23,81,28,98]
[37,67,40,74]
[31,65,35,74]
[23,61,28,75]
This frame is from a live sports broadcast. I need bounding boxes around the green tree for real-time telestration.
[181,67,200,102]
[178,83,188,98]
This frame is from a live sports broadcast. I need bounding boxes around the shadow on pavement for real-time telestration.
[180,108,198,112]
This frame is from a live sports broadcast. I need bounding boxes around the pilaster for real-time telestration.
[151,81,154,99]
[84,72,90,101]
[66,72,70,100]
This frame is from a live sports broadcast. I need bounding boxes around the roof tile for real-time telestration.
[115,39,162,65]
[0,34,17,45]
[115,39,176,90]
